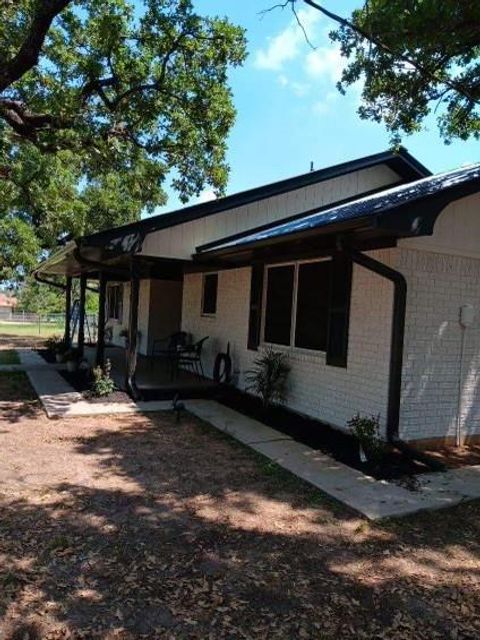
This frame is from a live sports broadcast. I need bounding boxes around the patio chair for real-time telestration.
[151,331,190,379]
[177,336,209,379]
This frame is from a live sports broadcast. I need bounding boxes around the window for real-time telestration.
[263,260,331,352]
[107,284,123,321]
[295,261,331,351]
[259,256,352,366]
[202,273,218,315]
[264,265,295,345]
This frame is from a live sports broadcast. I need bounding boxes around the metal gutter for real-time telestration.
[348,247,446,471]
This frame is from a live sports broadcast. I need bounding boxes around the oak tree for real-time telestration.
[0,0,246,279]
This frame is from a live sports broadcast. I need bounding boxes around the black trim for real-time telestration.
[247,262,264,351]
[349,248,405,443]
[34,273,66,290]
[79,148,429,250]
[326,253,352,368]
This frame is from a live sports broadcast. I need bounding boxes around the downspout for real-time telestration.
[348,247,446,471]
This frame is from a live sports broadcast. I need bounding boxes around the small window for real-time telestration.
[295,261,331,351]
[107,284,123,321]
[202,273,218,315]
[264,265,295,345]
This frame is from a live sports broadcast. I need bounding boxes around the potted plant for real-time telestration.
[64,347,81,372]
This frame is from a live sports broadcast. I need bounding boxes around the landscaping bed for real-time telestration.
[58,369,131,404]
[36,348,57,364]
[220,388,430,482]
[0,349,20,365]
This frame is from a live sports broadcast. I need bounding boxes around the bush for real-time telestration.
[46,335,67,354]
[90,359,116,397]
[347,413,385,464]
[245,347,290,409]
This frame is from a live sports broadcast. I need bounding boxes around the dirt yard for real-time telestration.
[1,341,480,639]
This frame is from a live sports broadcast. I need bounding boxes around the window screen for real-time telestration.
[295,261,331,351]
[202,273,218,315]
[264,265,294,345]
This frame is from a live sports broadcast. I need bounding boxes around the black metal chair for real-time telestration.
[151,331,190,379]
[177,336,209,379]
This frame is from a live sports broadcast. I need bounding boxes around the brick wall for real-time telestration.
[181,250,395,435]
[398,248,480,442]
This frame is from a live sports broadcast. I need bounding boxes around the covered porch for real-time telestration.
[33,230,219,401]
[83,344,218,400]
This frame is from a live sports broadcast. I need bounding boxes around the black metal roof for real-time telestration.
[198,163,480,258]
[79,147,429,251]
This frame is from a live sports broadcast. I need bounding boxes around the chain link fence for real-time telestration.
[0,311,98,340]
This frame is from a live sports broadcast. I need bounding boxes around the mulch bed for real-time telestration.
[220,388,430,483]
[36,348,57,364]
[59,369,131,404]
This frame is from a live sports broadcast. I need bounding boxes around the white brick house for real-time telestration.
[35,148,480,448]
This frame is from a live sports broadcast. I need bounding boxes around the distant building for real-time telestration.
[0,292,17,317]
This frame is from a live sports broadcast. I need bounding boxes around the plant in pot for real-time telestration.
[245,347,290,413]
[64,347,81,372]
[46,336,68,362]
[347,413,386,466]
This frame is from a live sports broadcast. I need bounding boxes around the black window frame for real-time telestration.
[263,259,332,353]
[107,284,123,321]
[201,272,218,316]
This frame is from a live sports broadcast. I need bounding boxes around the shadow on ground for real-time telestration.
[1,408,480,640]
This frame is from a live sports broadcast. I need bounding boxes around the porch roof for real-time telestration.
[196,163,480,261]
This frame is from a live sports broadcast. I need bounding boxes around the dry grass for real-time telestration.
[0,338,479,639]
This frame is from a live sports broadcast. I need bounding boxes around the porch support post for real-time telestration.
[64,276,72,348]
[125,261,141,400]
[95,272,107,368]
[78,273,87,358]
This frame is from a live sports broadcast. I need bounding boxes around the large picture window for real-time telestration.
[107,284,123,321]
[263,260,332,352]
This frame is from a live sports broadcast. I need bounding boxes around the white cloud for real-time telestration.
[277,74,310,97]
[305,46,345,83]
[312,91,338,115]
[195,189,216,204]
[254,7,321,71]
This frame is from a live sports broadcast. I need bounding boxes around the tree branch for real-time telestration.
[0,0,72,93]
[300,0,479,105]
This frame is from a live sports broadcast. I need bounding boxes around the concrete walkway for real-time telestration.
[9,348,171,418]
[186,400,480,520]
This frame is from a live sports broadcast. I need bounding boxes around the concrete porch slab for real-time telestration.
[186,400,480,520]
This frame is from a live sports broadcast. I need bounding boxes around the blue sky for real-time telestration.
[158,0,479,213]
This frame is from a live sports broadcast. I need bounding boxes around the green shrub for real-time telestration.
[245,347,290,409]
[90,359,116,397]
[347,413,386,463]
[46,335,67,354]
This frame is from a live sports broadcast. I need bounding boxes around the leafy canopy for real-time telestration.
[296,0,480,144]
[0,0,246,279]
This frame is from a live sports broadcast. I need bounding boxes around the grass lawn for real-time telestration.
[0,337,479,639]
[0,349,20,365]
[0,321,62,338]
